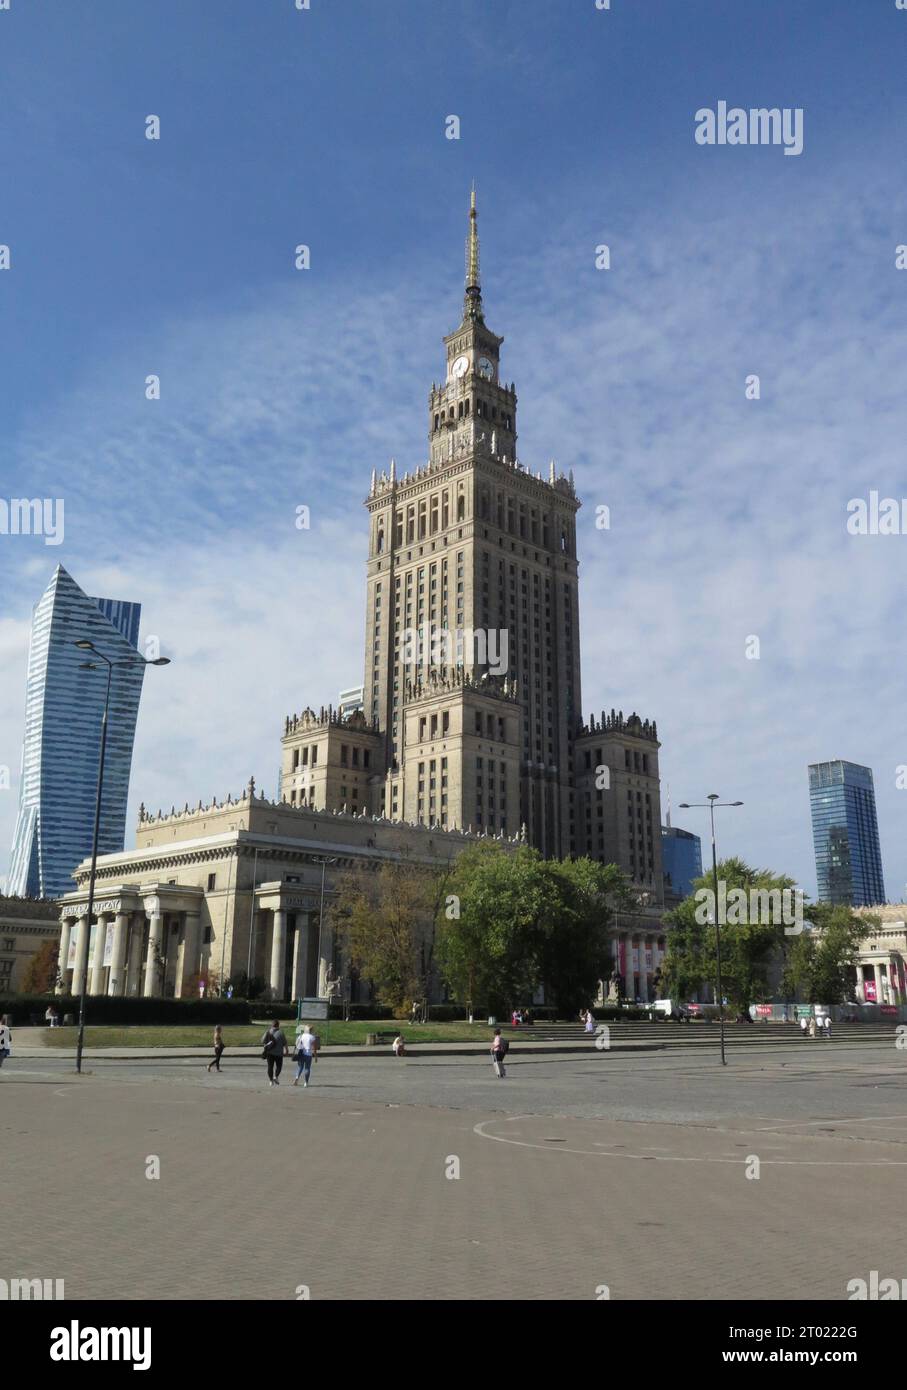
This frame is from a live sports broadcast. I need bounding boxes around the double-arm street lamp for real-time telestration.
[72,639,170,1074]
[678,794,743,1067]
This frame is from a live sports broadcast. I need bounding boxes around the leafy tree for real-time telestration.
[662,857,797,1014]
[535,857,630,1015]
[20,939,59,995]
[334,859,443,1015]
[781,903,874,1004]
[436,843,628,1016]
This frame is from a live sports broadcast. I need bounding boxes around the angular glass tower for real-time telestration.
[808,760,885,907]
[661,823,703,900]
[7,566,145,899]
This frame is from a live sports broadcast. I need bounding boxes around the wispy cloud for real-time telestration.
[2,161,905,901]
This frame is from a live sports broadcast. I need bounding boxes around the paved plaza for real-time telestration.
[4,1041,906,1301]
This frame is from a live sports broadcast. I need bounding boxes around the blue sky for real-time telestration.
[2,0,907,900]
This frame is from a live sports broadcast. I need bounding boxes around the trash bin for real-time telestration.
[365,1033,379,1046]
[62,1013,75,1026]
[487,1016,496,1026]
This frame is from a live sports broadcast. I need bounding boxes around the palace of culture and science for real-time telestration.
[280,192,665,899]
[54,193,668,1009]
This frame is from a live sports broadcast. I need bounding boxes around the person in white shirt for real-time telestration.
[392,1034,405,1056]
[293,1025,318,1087]
[0,1016,11,1068]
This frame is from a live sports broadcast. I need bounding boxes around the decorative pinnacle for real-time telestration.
[466,184,480,289]
[463,184,484,323]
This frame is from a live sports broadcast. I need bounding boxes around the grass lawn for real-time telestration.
[39,1020,503,1049]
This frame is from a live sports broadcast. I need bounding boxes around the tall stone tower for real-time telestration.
[360,190,582,855]
[281,191,664,893]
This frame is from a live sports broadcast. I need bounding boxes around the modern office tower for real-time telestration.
[280,193,663,891]
[7,565,145,899]
[808,760,886,906]
[661,821,703,901]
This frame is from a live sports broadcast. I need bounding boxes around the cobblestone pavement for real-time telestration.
[4,1044,905,1300]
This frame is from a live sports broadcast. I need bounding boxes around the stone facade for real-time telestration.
[279,192,665,897]
[853,904,907,1005]
[0,895,60,993]
[56,784,517,1001]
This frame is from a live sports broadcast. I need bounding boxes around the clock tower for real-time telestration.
[282,189,664,886]
[430,187,517,467]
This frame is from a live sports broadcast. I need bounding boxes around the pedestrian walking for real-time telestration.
[206,1024,225,1073]
[0,1015,10,1069]
[490,1027,508,1078]
[261,1019,288,1086]
[293,1024,318,1086]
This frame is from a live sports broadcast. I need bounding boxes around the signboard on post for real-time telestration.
[297,997,329,1020]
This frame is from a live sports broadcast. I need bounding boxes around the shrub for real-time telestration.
[0,995,251,1027]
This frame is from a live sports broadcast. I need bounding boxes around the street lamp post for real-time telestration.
[73,641,170,1074]
[678,794,743,1067]
[311,855,337,998]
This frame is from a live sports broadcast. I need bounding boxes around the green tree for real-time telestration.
[662,857,797,1014]
[535,857,630,1015]
[781,903,874,1004]
[436,842,629,1016]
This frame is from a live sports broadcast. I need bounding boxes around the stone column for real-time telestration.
[178,911,201,998]
[91,913,111,995]
[292,915,310,1000]
[143,905,164,997]
[126,914,144,996]
[71,913,90,997]
[270,908,287,1000]
[107,911,130,997]
[57,917,74,995]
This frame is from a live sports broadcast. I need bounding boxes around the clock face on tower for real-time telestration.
[478,355,495,380]
[449,354,469,380]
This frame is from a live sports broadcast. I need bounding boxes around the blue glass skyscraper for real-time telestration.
[7,566,145,899]
[808,760,886,907]
[661,823,703,900]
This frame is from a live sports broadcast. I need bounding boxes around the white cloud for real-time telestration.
[2,166,906,903]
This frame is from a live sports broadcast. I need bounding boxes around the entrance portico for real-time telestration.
[253,881,335,1002]
[57,883,206,999]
